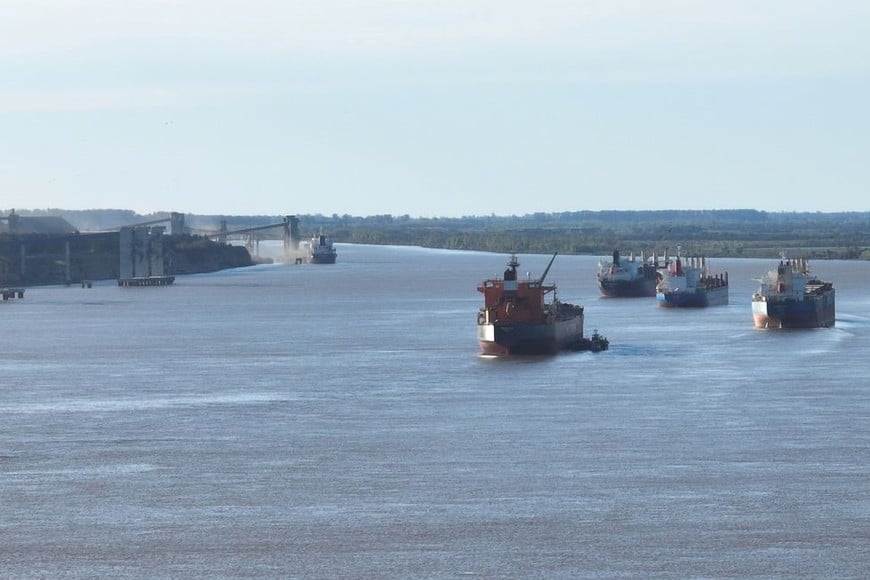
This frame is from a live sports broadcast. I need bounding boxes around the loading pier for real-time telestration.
[205,215,301,262]
[2,287,25,300]
[117,276,175,287]
[2,211,304,287]
[118,225,175,287]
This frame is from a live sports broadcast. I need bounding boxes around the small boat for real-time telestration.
[477,254,605,355]
[306,230,337,264]
[752,257,835,328]
[596,249,662,298]
[656,250,728,307]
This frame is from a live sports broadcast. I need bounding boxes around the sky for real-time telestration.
[1,1,868,217]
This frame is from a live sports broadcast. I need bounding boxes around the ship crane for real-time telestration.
[538,252,558,286]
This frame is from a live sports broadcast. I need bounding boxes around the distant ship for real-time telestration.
[477,254,607,355]
[307,231,337,264]
[597,249,662,297]
[752,258,835,328]
[656,251,728,307]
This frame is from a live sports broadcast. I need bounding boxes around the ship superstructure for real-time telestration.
[752,258,835,328]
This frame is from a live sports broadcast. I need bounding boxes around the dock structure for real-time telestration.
[0,254,22,298]
[208,215,301,262]
[118,276,175,287]
[2,287,25,300]
[118,226,175,287]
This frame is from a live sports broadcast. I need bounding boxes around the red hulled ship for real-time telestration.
[477,254,604,356]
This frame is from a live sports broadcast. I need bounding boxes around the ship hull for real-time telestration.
[752,292,835,329]
[308,253,337,264]
[598,277,657,298]
[657,285,728,308]
[478,317,584,356]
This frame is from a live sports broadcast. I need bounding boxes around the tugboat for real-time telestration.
[656,249,728,307]
[752,257,835,328]
[306,230,337,264]
[477,254,606,355]
[597,248,662,297]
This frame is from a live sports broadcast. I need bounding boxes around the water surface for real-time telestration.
[2,245,868,577]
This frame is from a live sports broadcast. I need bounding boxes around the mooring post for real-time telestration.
[65,240,71,285]
[20,244,26,283]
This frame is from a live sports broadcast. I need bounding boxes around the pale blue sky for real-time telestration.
[1,1,868,217]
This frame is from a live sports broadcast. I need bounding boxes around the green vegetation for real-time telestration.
[4,210,868,288]
[299,210,870,260]
[165,235,253,274]
[13,208,870,259]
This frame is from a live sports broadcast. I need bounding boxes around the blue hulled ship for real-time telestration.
[656,252,728,308]
[752,258,834,328]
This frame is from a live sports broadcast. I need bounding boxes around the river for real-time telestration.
[2,244,868,578]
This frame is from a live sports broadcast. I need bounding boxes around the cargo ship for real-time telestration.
[656,251,728,308]
[477,254,607,355]
[751,258,835,328]
[596,248,662,297]
[306,230,337,264]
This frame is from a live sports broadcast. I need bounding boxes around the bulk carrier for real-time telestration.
[477,254,607,355]
[306,230,337,264]
[752,258,835,328]
[596,248,662,297]
[656,251,728,308]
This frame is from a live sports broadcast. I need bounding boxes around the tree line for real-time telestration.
[302,211,870,260]
[9,208,870,260]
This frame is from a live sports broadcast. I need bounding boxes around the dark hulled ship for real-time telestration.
[596,249,661,297]
[752,258,835,328]
[477,254,606,355]
[306,230,337,264]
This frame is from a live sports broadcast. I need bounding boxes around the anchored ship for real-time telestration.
[656,250,728,308]
[477,254,607,355]
[597,249,662,297]
[752,258,835,328]
[306,230,337,264]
